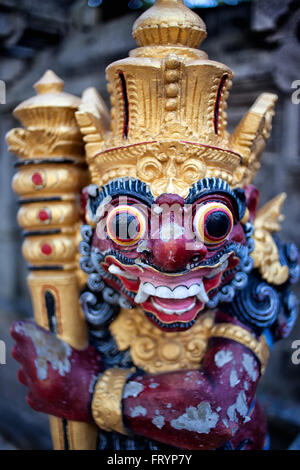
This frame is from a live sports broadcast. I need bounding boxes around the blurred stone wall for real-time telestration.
[0,0,299,449]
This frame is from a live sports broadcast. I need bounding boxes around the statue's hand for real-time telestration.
[11,320,103,422]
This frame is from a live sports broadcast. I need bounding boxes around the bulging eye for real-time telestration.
[106,205,146,246]
[193,202,233,245]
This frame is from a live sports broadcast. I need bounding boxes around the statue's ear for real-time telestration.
[244,185,260,222]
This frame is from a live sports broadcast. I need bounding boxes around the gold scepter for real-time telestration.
[6,70,98,450]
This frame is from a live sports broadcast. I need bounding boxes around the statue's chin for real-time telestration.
[139,296,206,330]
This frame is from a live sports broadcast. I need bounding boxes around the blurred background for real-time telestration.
[0,0,300,450]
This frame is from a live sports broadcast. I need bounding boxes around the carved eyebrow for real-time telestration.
[87,176,246,221]
[87,178,155,216]
[185,177,246,221]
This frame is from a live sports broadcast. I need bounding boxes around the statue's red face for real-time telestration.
[90,179,249,331]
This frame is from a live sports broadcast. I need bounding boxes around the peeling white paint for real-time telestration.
[242,353,258,382]
[124,381,144,398]
[229,368,240,388]
[16,322,71,380]
[214,350,233,368]
[34,357,48,380]
[149,382,159,389]
[222,419,229,429]
[171,402,219,434]
[227,404,238,424]
[152,414,165,429]
[227,391,248,424]
[130,406,147,418]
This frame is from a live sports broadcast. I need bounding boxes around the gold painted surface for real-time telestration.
[12,164,87,197]
[17,200,80,230]
[251,193,289,285]
[132,0,207,48]
[110,308,215,373]
[22,233,78,267]
[230,92,278,186]
[75,0,277,197]
[92,369,133,435]
[8,70,97,449]
[95,140,240,199]
[6,70,83,161]
[210,323,270,375]
[130,45,207,60]
[49,416,65,450]
[49,416,98,451]
[28,272,87,348]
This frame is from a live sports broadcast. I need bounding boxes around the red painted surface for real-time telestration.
[11,321,103,422]
[31,172,43,186]
[41,243,52,255]
[80,188,89,223]
[92,193,247,330]
[38,209,50,222]
[122,312,264,450]
[10,313,265,449]
[10,185,270,449]
[244,185,260,222]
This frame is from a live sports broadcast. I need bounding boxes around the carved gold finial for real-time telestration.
[132,0,207,48]
[7,70,83,160]
[13,69,80,129]
[34,70,64,94]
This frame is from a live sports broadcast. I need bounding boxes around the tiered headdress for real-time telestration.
[76,0,277,198]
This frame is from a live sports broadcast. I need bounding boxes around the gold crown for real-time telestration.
[76,0,277,198]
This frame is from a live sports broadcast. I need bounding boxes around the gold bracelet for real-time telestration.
[210,323,270,375]
[92,368,134,435]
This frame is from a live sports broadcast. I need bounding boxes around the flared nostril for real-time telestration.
[190,255,202,264]
[140,250,152,263]
[148,235,209,272]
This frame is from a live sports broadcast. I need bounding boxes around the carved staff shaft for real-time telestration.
[7,70,97,450]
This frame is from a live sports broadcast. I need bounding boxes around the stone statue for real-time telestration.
[7,0,299,450]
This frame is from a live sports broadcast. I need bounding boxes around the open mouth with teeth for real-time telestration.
[101,252,237,330]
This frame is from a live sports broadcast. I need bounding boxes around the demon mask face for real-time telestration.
[79,177,255,331]
[77,0,279,334]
